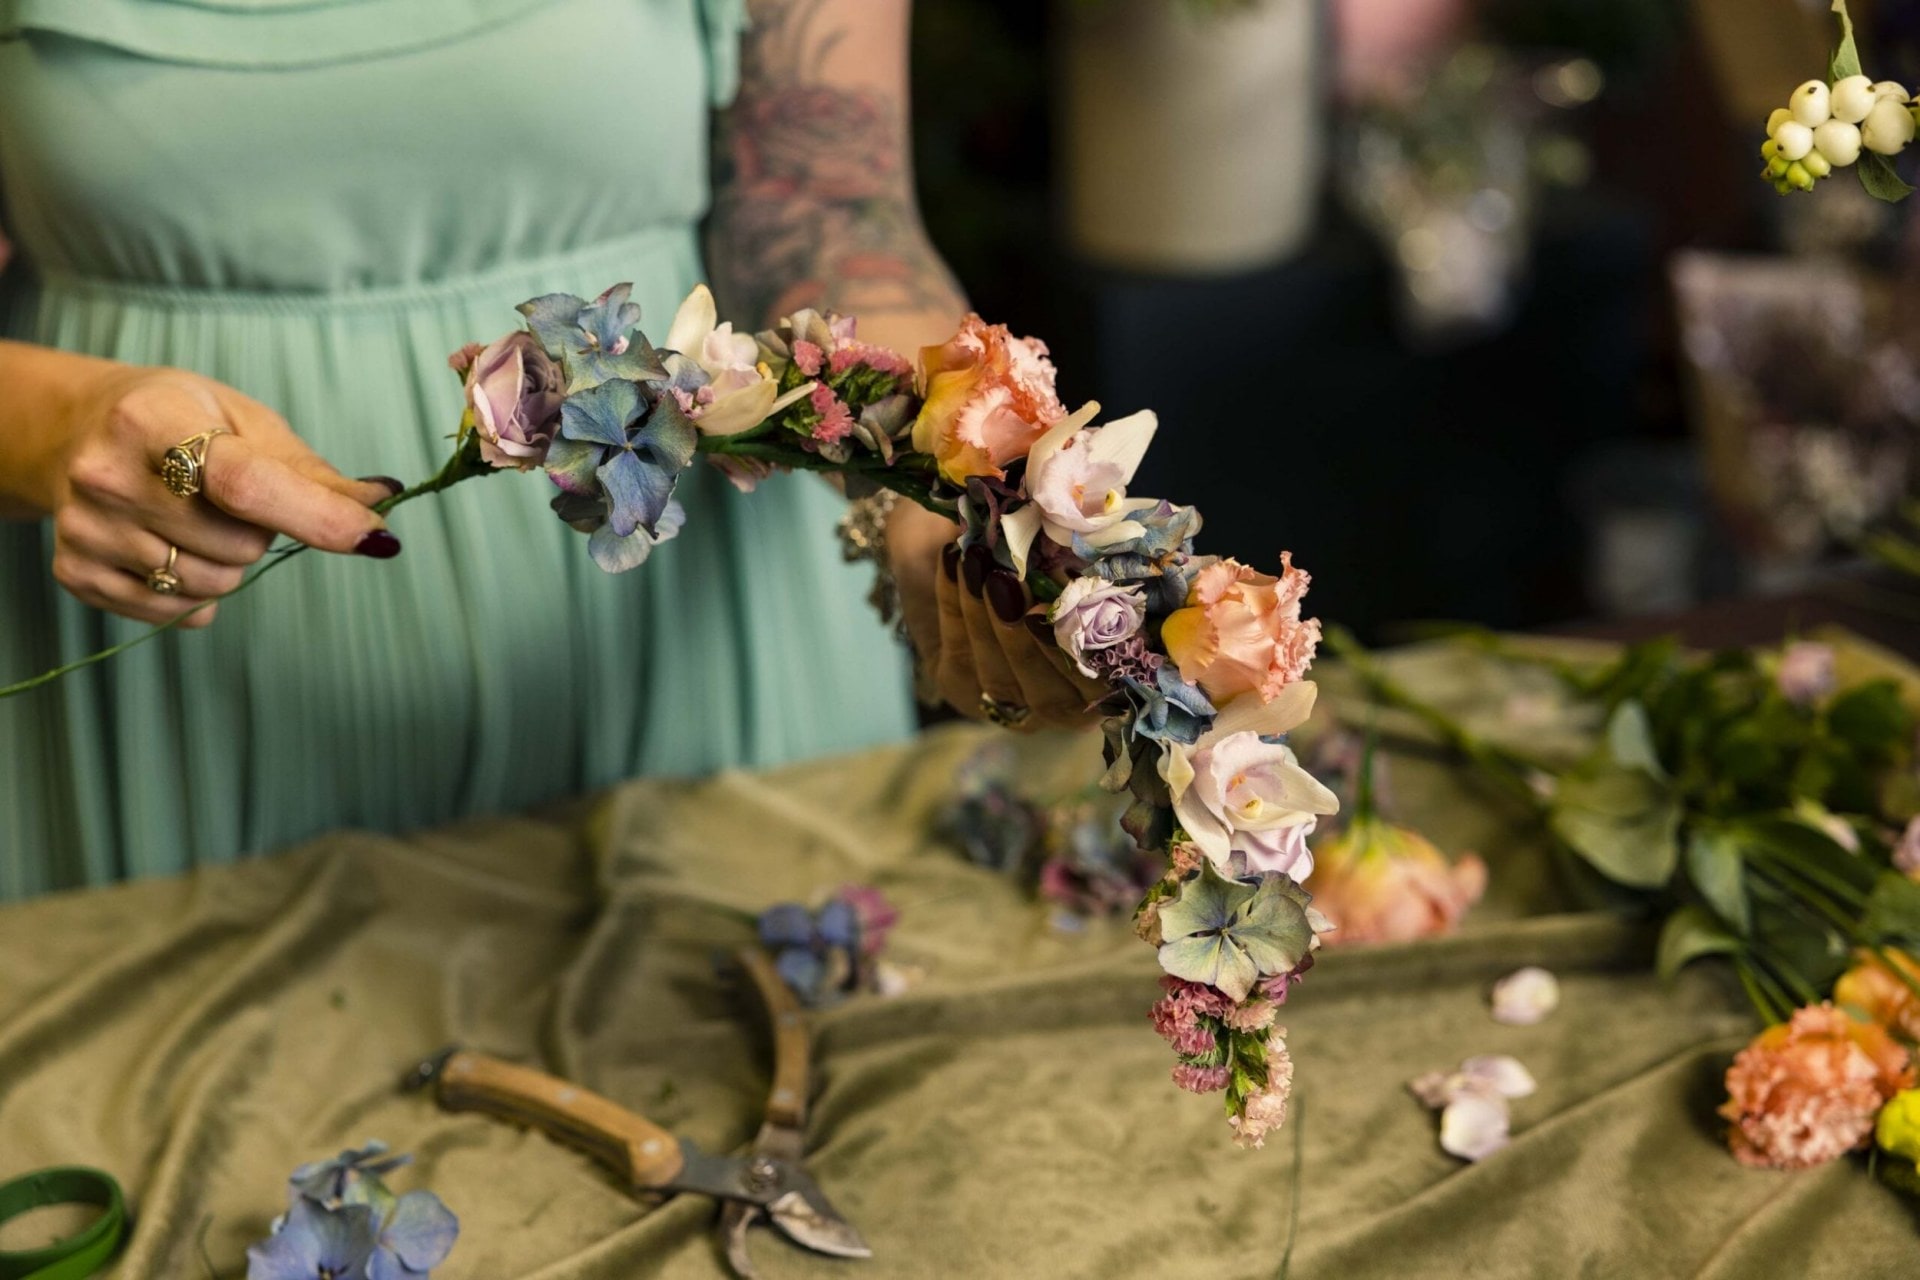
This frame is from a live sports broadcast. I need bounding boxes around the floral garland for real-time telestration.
[0,282,1342,1146]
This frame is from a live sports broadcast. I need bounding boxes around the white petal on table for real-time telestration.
[1439,1091,1513,1162]
[1490,966,1560,1025]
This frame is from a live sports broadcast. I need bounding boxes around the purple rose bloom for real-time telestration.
[1049,577,1147,677]
[464,331,564,471]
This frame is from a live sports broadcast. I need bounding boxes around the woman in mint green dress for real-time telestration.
[0,0,1092,900]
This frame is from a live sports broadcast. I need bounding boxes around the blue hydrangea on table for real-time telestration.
[245,1141,457,1280]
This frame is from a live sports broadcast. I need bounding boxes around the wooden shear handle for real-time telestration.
[736,948,812,1131]
[434,1050,686,1190]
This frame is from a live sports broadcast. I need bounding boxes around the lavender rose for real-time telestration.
[1049,577,1147,677]
[464,331,564,470]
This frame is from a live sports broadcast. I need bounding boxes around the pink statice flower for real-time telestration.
[1173,1063,1231,1094]
[1229,1035,1295,1150]
[1224,1000,1277,1033]
[836,884,899,958]
[793,339,826,377]
[1720,1003,1915,1169]
[809,384,856,444]
[829,342,912,379]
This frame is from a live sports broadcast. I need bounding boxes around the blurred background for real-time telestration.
[906,0,1920,641]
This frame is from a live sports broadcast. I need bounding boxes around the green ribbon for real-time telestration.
[0,1168,127,1280]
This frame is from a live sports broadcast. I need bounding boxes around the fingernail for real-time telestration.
[361,475,405,497]
[986,571,1027,624]
[941,544,961,583]
[962,544,993,596]
[355,530,402,559]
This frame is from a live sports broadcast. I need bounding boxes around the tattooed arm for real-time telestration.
[707,0,965,354]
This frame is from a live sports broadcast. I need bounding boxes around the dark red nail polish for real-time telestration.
[355,530,401,559]
[941,544,961,582]
[962,544,993,595]
[986,572,1027,624]
[361,475,405,497]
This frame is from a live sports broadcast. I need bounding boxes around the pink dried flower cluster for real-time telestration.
[1229,1035,1295,1150]
[830,342,912,378]
[1173,1063,1231,1094]
[808,384,855,444]
[1153,977,1232,1059]
[1720,1003,1915,1170]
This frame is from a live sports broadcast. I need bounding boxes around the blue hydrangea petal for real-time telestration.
[381,1192,459,1272]
[775,948,826,1002]
[758,903,816,949]
[544,439,607,498]
[634,394,700,470]
[815,900,860,951]
[559,380,643,449]
[515,293,588,360]
[596,450,676,539]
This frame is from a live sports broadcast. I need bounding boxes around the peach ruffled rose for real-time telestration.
[1308,818,1487,946]
[1161,554,1321,706]
[911,315,1064,484]
[1835,949,1920,1041]
[1719,1003,1915,1170]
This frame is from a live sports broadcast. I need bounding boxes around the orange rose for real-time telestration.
[1719,1003,1915,1169]
[1308,818,1487,946]
[1835,949,1920,1041]
[911,315,1064,484]
[1160,554,1321,705]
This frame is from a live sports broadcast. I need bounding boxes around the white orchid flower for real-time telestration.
[1001,401,1162,578]
[664,284,814,437]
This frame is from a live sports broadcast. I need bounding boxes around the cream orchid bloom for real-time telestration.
[1000,401,1161,578]
[664,284,813,437]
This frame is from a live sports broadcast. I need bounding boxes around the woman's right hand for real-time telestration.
[46,365,400,628]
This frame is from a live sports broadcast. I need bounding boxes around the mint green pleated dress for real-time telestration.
[0,0,914,901]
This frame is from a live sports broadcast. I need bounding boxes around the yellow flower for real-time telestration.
[1877,1088,1920,1164]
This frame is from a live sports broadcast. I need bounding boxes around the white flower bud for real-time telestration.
[1864,96,1917,155]
[1814,119,1864,167]
[1768,107,1795,138]
[1790,79,1833,127]
[1801,148,1833,179]
[1831,75,1878,124]
[1773,121,1815,160]
[1875,81,1912,104]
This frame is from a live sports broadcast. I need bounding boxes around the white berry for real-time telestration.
[1832,75,1878,124]
[1875,81,1912,104]
[1773,121,1814,160]
[1791,79,1833,127]
[1768,107,1795,138]
[1863,96,1916,154]
[1815,119,1864,166]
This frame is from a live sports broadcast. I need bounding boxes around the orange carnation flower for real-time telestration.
[1834,949,1920,1041]
[1719,1003,1915,1170]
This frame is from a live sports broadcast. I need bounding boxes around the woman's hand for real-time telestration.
[891,501,1110,732]
[44,365,399,628]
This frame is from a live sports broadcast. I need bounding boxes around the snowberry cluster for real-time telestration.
[1763,75,1916,192]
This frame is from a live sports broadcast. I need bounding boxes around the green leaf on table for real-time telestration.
[1549,760,1682,889]
[1657,905,1742,982]
[1865,871,1920,944]
[1687,827,1752,936]
[1827,679,1914,753]
[1857,153,1916,204]
[1832,0,1863,80]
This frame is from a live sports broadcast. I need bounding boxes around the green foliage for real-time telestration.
[1656,905,1741,982]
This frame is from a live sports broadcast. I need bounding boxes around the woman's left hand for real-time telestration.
[890,502,1111,732]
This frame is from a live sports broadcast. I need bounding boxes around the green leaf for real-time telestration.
[1827,679,1914,753]
[1159,934,1259,1002]
[1231,876,1317,976]
[1657,905,1742,982]
[1832,0,1863,79]
[1865,871,1920,944]
[1606,701,1667,778]
[1687,828,1752,936]
[1549,762,1682,889]
[1857,153,1916,203]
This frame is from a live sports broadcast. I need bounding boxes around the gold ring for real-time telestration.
[159,428,233,499]
[979,693,1030,729]
[146,545,182,596]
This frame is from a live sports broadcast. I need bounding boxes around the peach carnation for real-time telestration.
[910,314,1064,484]
[1834,949,1920,1041]
[1309,818,1488,946]
[1719,1003,1915,1170]
[1160,554,1321,706]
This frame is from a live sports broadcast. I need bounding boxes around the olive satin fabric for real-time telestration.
[0,0,913,900]
[1,640,1915,1278]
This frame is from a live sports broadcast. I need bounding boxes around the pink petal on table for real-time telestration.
[1439,1091,1512,1162]
[1491,966,1559,1025]
[1460,1054,1536,1099]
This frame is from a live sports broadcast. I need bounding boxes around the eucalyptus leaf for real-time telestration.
[1606,701,1666,778]
[1549,762,1682,889]
[1687,828,1751,936]
[1656,905,1741,982]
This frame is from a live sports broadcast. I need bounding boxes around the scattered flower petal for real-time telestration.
[1439,1091,1512,1162]
[1491,966,1560,1025]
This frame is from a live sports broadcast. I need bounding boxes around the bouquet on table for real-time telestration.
[3,280,1341,1147]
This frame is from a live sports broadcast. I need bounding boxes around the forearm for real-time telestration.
[0,339,116,520]
[705,0,966,355]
